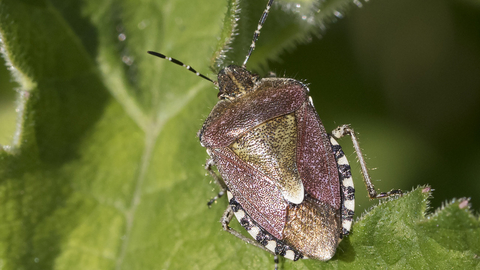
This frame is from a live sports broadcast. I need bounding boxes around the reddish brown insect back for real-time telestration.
[198,65,346,260]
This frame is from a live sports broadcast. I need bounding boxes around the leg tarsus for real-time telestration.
[375,189,403,198]
[331,124,403,199]
[207,190,225,208]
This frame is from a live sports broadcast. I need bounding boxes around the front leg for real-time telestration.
[205,159,227,207]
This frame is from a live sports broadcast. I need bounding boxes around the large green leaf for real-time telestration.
[0,0,479,269]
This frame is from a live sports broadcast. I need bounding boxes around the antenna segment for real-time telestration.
[242,0,274,67]
[147,51,214,83]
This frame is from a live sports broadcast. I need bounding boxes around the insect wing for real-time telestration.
[296,101,341,209]
[210,147,288,240]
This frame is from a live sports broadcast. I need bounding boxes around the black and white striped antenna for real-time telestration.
[147,51,214,84]
[147,0,274,80]
[243,0,274,67]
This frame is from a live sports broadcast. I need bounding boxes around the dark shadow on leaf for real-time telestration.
[336,235,355,262]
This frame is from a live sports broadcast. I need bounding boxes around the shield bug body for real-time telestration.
[149,0,401,267]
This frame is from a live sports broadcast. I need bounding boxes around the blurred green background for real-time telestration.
[1,0,479,216]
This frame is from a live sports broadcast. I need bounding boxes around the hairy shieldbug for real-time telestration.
[148,0,402,267]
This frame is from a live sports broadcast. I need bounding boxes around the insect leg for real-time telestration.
[220,205,278,269]
[331,124,403,199]
[205,159,228,207]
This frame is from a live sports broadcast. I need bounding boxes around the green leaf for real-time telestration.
[336,187,479,269]
[0,1,479,270]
